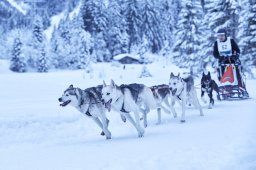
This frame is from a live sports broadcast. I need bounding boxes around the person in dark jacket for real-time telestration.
[213,28,240,64]
[213,28,244,89]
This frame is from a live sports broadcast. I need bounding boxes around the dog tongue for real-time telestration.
[105,100,112,112]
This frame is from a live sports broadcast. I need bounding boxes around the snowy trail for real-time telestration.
[0,62,255,170]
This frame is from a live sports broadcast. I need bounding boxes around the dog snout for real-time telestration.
[58,97,62,102]
[101,99,105,103]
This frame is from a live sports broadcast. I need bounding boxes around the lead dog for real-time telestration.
[58,85,111,139]
[169,73,204,122]
[101,80,156,137]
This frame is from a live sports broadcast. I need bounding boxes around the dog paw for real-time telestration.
[138,129,145,138]
[100,131,105,136]
[138,133,144,138]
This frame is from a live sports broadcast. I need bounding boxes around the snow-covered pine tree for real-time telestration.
[92,32,111,62]
[49,26,59,68]
[0,27,7,59]
[10,38,27,72]
[69,13,93,69]
[51,15,72,69]
[122,0,142,53]
[104,0,129,57]
[81,0,107,34]
[238,0,256,72]
[207,0,240,39]
[31,16,48,72]
[159,0,181,56]
[81,0,110,61]
[140,0,163,53]
[199,0,218,70]
[37,47,48,72]
[172,0,204,72]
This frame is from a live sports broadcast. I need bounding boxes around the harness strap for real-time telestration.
[115,96,129,113]
[120,102,129,113]
[79,98,84,108]
[85,111,92,116]
[176,87,184,100]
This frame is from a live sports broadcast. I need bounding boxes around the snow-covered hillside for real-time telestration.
[0,60,255,170]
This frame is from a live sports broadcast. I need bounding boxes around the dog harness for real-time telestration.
[121,102,129,113]
[114,96,130,113]
[176,87,184,100]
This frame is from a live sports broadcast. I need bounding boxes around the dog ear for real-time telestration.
[202,72,205,76]
[103,80,107,87]
[170,72,174,78]
[69,84,73,89]
[110,79,115,87]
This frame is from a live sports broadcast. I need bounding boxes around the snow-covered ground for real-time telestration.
[0,60,255,170]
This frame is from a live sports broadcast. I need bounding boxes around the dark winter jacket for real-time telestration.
[213,38,240,62]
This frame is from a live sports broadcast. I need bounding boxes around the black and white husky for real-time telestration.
[169,72,204,122]
[58,85,111,139]
[149,84,177,124]
[201,71,221,109]
[101,80,156,137]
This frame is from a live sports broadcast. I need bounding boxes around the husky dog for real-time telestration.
[149,84,177,125]
[201,71,221,109]
[58,85,111,139]
[101,80,156,137]
[169,72,204,122]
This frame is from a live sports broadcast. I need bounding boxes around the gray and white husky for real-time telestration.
[58,85,111,139]
[101,80,156,137]
[148,84,177,125]
[169,73,204,122]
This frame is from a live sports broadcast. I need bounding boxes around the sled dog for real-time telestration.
[101,80,156,137]
[201,71,221,109]
[149,84,177,124]
[169,72,204,122]
[58,85,111,139]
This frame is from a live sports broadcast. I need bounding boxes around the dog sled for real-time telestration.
[217,58,249,100]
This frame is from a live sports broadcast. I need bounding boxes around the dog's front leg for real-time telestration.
[192,90,204,116]
[180,96,186,123]
[163,97,177,118]
[207,91,214,109]
[140,108,148,128]
[201,89,207,104]
[92,117,111,139]
[122,111,144,138]
[99,115,112,139]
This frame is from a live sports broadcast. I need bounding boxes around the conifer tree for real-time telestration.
[10,38,27,72]
[172,0,204,71]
